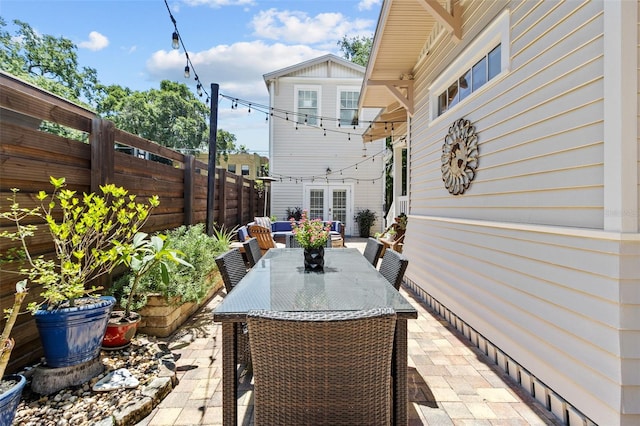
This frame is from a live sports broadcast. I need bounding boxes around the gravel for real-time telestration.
[10,335,175,426]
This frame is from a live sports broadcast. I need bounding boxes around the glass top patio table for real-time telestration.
[213,248,417,320]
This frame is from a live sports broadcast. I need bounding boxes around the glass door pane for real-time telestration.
[309,189,324,219]
[331,190,347,224]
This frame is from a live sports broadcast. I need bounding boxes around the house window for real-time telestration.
[437,44,502,115]
[241,164,250,176]
[430,10,510,119]
[228,164,236,173]
[295,86,321,126]
[338,89,360,127]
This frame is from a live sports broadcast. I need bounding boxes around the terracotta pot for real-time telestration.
[102,311,141,349]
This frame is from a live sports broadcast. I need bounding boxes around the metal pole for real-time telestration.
[206,83,219,236]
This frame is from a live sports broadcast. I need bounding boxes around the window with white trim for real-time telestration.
[241,164,249,176]
[337,87,360,127]
[295,85,321,126]
[430,10,510,120]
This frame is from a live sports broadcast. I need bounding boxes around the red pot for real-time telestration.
[102,311,141,349]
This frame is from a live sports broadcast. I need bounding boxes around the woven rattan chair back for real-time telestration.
[379,249,409,290]
[363,237,384,266]
[243,237,262,267]
[215,248,248,293]
[248,225,277,254]
[247,308,397,426]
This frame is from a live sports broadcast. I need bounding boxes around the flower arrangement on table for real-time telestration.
[290,210,332,249]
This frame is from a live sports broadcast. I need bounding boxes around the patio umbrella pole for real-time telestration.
[206,83,219,236]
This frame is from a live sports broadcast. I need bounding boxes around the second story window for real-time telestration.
[228,164,236,173]
[295,86,321,126]
[430,10,510,120]
[438,44,501,115]
[338,89,360,127]
[241,164,249,176]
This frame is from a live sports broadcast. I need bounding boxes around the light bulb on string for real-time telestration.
[248,104,251,113]
[184,65,190,79]
[172,32,180,49]
[197,83,202,97]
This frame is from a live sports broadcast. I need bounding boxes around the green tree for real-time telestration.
[0,18,101,106]
[99,80,210,153]
[337,35,373,67]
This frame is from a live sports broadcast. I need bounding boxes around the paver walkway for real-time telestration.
[138,239,562,426]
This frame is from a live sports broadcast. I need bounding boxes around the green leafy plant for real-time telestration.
[354,208,377,237]
[291,210,331,249]
[111,224,228,311]
[0,176,159,312]
[115,232,193,317]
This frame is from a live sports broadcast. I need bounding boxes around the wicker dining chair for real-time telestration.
[247,308,397,426]
[379,249,409,290]
[243,237,262,267]
[215,248,251,366]
[363,237,384,266]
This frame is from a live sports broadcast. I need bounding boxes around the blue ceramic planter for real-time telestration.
[35,296,115,368]
[0,374,26,426]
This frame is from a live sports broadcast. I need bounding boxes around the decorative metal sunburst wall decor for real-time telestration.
[441,118,479,195]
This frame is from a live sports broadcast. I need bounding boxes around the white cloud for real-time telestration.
[78,31,109,51]
[146,41,329,104]
[358,0,381,11]
[251,9,374,45]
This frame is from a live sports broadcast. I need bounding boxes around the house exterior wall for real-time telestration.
[266,58,385,235]
[402,1,639,425]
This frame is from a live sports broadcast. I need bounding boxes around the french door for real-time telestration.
[303,184,353,235]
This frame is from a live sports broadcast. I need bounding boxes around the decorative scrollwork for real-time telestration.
[441,118,479,195]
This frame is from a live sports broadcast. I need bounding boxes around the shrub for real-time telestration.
[111,223,229,311]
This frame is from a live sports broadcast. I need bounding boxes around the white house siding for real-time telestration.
[402,1,639,425]
[267,57,385,235]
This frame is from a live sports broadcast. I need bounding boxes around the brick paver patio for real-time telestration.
[139,239,562,426]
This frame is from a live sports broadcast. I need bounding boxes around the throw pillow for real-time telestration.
[254,216,272,229]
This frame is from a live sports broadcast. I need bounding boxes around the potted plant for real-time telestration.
[354,209,377,238]
[109,224,230,338]
[103,232,192,348]
[290,210,332,272]
[0,177,159,368]
[0,281,28,425]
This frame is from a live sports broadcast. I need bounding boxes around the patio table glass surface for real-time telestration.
[213,247,418,426]
[213,247,416,317]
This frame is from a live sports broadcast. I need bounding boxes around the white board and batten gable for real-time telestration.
[264,54,385,236]
[360,1,640,425]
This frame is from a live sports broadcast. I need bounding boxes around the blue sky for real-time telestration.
[1,0,382,154]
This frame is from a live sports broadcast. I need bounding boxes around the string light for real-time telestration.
[164,0,210,101]
[172,32,179,49]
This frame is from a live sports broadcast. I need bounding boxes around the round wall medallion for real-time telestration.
[441,118,479,195]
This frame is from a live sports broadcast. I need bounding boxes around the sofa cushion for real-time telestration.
[271,221,293,232]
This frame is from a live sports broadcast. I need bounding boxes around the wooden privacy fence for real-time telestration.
[0,71,267,372]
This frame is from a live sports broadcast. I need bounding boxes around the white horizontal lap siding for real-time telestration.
[410,0,604,229]
[400,0,637,423]
[403,217,634,424]
[637,0,640,232]
[270,69,383,229]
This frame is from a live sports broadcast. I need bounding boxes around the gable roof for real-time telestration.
[263,53,365,84]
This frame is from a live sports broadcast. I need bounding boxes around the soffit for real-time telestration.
[361,0,462,141]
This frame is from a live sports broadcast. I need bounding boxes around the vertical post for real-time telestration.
[184,154,195,226]
[206,83,219,236]
[90,118,115,193]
